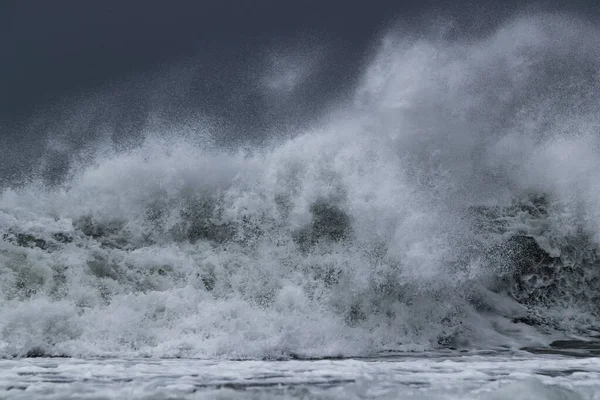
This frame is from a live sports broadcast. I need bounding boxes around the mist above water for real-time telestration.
[0,13,599,359]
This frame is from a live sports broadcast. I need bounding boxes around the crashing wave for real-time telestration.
[1,13,600,358]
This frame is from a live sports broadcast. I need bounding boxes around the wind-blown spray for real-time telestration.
[1,13,599,359]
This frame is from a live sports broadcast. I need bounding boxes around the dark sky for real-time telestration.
[0,1,551,119]
[2,0,599,120]
[2,0,399,121]
[1,0,599,183]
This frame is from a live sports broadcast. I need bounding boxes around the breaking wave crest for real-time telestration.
[1,13,600,359]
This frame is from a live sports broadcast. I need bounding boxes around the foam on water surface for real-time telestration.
[0,353,599,399]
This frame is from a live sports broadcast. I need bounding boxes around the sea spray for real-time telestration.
[1,13,600,359]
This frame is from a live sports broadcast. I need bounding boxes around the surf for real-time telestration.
[1,13,599,359]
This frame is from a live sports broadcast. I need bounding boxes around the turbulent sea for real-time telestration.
[2,13,600,399]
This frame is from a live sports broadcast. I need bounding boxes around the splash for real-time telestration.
[1,13,600,359]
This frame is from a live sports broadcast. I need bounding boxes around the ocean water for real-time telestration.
[2,12,600,398]
[2,352,600,399]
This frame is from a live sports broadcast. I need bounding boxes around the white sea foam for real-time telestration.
[1,13,600,359]
[0,354,598,399]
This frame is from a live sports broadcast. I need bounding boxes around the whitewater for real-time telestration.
[1,13,600,398]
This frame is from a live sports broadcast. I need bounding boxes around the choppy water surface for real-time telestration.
[2,10,600,400]
[1,352,599,399]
